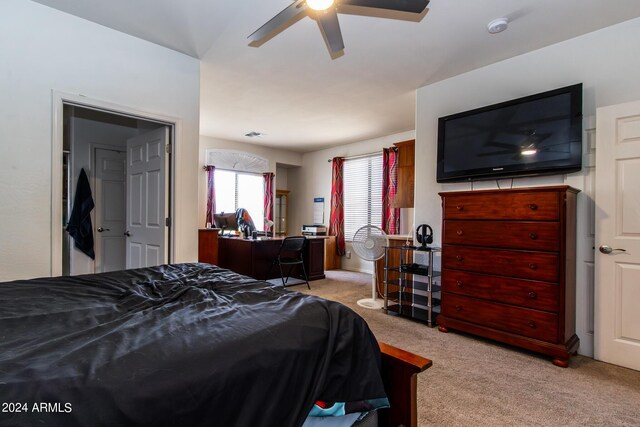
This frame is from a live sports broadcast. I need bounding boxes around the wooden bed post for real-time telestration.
[378,342,432,427]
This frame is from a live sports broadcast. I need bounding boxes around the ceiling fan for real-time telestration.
[479,130,555,160]
[248,0,430,55]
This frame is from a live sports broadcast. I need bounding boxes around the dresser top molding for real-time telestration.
[439,185,580,197]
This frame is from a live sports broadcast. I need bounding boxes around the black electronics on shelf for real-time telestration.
[415,224,433,250]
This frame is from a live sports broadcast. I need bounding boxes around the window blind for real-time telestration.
[343,154,383,241]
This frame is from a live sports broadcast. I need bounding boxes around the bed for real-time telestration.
[0,263,430,426]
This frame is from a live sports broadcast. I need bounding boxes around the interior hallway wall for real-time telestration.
[414,17,640,357]
[0,0,200,281]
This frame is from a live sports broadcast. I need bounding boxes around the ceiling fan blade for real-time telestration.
[316,8,344,53]
[248,0,308,42]
[340,0,429,14]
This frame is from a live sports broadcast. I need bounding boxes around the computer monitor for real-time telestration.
[213,212,238,231]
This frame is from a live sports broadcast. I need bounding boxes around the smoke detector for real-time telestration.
[487,18,509,34]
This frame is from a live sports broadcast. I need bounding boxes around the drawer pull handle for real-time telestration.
[529,233,538,240]
[455,305,463,312]
[528,321,537,328]
[456,281,463,288]
[456,230,464,236]
[528,203,538,211]
[528,291,537,299]
[456,256,464,261]
[456,205,464,211]
[528,263,538,270]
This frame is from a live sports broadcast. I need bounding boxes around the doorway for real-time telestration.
[62,105,172,276]
[594,99,640,371]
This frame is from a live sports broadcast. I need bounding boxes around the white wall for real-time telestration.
[275,166,289,190]
[416,17,640,231]
[0,0,200,281]
[198,136,303,228]
[289,130,415,273]
[415,17,640,356]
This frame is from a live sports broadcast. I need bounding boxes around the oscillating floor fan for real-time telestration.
[352,225,389,309]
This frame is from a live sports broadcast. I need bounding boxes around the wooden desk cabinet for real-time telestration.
[304,238,326,280]
[437,186,579,367]
[198,228,220,265]
[375,236,412,296]
[324,236,342,271]
[217,237,326,281]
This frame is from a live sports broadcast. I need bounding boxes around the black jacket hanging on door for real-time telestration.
[66,168,95,259]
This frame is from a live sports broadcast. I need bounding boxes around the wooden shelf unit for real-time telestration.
[275,189,290,236]
[392,139,415,208]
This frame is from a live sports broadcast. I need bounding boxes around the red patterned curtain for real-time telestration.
[263,172,275,233]
[329,157,345,256]
[205,165,215,227]
[382,148,400,235]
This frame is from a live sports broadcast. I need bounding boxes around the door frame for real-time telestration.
[51,91,180,277]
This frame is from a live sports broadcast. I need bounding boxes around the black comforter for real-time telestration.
[0,263,386,427]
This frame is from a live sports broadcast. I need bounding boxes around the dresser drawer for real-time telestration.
[443,191,560,220]
[441,293,559,342]
[442,245,559,282]
[441,269,559,312]
[443,220,560,251]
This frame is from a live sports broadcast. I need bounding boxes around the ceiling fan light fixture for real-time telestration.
[306,0,335,11]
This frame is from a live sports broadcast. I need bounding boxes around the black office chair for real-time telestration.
[269,236,310,289]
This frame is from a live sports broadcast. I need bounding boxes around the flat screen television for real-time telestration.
[436,83,583,183]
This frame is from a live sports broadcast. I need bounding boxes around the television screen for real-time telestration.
[436,84,583,182]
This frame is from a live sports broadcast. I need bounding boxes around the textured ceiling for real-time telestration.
[32,0,640,152]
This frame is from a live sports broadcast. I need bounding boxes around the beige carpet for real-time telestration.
[294,270,640,426]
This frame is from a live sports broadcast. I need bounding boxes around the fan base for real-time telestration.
[357,298,384,310]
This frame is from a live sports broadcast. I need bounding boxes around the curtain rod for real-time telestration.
[202,165,267,176]
[327,151,381,162]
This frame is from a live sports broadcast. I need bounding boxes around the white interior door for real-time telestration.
[94,148,126,273]
[126,127,169,269]
[594,100,640,371]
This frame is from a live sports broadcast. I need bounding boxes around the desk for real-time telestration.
[217,236,326,281]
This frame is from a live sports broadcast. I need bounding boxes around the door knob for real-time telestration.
[124,231,131,237]
[97,227,110,232]
[599,245,626,254]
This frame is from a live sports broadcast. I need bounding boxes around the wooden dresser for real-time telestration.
[437,186,579,367]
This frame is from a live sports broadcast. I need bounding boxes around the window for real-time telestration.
[343,154,383,241]
[214,169,264,231]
